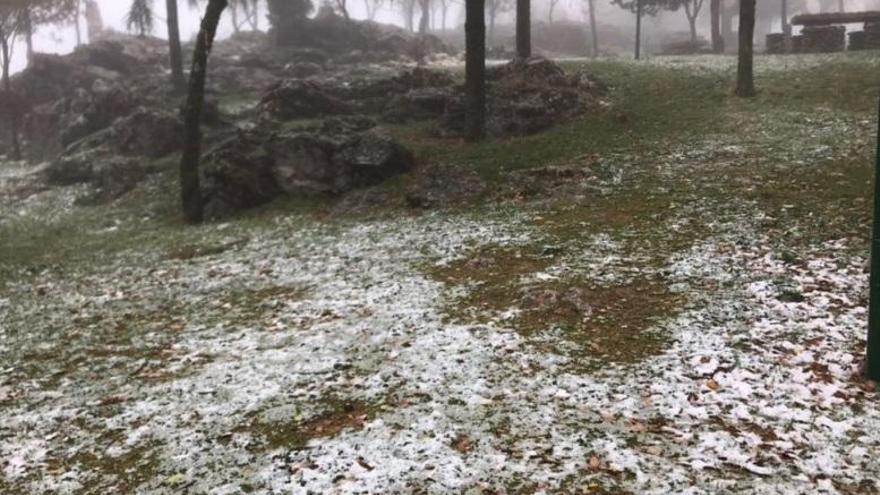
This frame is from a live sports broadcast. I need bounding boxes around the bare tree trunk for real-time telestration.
[247,0,260,30]
[1,35,21,161]
[839,0,844,13]
[166,0,186,93]
[230,2,241,32]
[465,0,486,142]
[735,0,756,97]
[516,0,531,58]
[488,7,496,44]
[74,0,82,46]
[22,9,34,65]
[405,1,415,31]
[635,0,642,59]
[588,0,598,57]
[711,0,723,53]
[687,14,697,44]
[418,0,429,33]
[181,0,228,223]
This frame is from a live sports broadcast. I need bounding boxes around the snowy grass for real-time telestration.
[2,53,880,494]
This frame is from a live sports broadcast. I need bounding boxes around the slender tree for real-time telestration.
[681,0,704,45]
[548,0,561,23]
[867,92,880,382]
[635,0,642,59]
[465,0,486,141]
[0,3,22,160]
[127,0,155,36]
[586,0,598,57]
[74,0,82,45]
[418,0,429,33]
[166,0,186,92]
[710,0,722,53]
[180,0,228,222]
[516,0,530,58]
[734,0,755,97]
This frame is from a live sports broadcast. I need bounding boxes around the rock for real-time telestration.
[383,87,451,123]
[74,40,142,75]
[259,80,352,120]
[45,148,155,201]
[332,131,415,191]
[284,61,324,78]
[43,108,182,195]
[270,9,450,62]
[441,57,605,138]
[201,132,280,220]
[201,129,415,219]
[59,79,137,147]
[66,107,182,159]
[405,163,486,209]
[267,133,339,195]
[316,116,377,136]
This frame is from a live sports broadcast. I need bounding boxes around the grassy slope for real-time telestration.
[1,52,880,494]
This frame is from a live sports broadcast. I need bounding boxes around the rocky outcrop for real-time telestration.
[42,108,183,200]
[269,7,449,62]
[202,129,415,219]
[442,57,606,137]
[259,80,353,120]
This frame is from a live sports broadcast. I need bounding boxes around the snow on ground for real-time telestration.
[2,55,880,494]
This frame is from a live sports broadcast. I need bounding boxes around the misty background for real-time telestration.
[10,0,880,74]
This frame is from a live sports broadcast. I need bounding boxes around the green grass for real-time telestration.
[3,52,879,288]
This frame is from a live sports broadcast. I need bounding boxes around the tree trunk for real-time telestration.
[688,14,697,44]
[516,0,530,59]
[839,0,844,13]
[488,9,496,45]
[74,0,82,46]
[588,0,598,57]
[866,90,880,381]
[230,2,241,32]
[406,1,415,32]
[465,0,486,142]
[166,0,186,93]
[22,9,34,66]
[418,0,429,33]
[180,0,227,223]
[635,0,642,60]
[735,0,756,97]
[711,0,723,53]
[1,36,21,161]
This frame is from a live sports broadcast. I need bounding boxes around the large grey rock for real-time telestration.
[201,129,415,219]
[259,80,352,120]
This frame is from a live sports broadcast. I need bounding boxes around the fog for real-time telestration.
[9,0,880,74]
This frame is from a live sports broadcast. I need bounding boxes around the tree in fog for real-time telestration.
[516,0,530,58]
[364,0,384,20]
[181,0,228,222]
[397,0,417,31]
[548,0,561,23]
[0,2,22,160]
[486,0,512,44]
[127,0,155,36]
[735,0,755,97]
[710,0,722,53]
[613,0,675,59]
[465,0,486,141]
[680,0,704,44]
[583,0,598,57]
